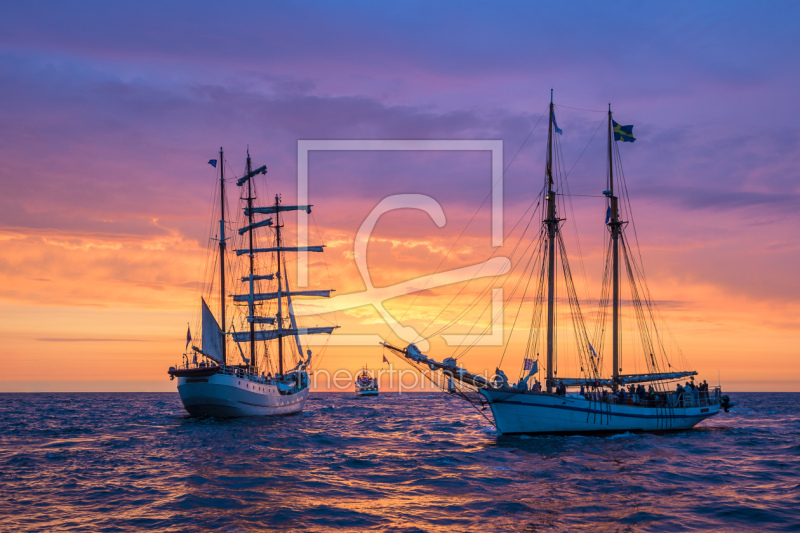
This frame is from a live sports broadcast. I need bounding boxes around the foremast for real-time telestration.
[218,147,227,366]
[275,194,285,376]
[544,90,560,394]
[606,105,623,387]
[232,155,338,377]
[245,152,257,372]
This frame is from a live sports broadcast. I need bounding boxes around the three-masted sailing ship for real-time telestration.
[168,148,337,417]
[383,94,732,434]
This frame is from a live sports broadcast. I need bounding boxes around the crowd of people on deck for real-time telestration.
[517,376,717,407]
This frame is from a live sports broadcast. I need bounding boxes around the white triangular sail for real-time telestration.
[201,298,224,364]
[285,280,304,361]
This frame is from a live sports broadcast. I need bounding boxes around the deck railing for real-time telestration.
[580,388,722,408]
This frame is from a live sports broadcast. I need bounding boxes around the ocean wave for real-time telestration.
[0,392,798,532]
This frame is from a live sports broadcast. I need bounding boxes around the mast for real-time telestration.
[608,105,621,387]
[246,151,256,372]
[218,147,227,366]
[545,90,557,394]
[275,194,284,376]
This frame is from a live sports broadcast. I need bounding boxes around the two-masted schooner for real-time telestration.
[168,149,337,417]
[383,94,732,434]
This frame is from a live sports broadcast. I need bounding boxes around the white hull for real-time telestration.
[177,372,308,417]
[481,389,720,435]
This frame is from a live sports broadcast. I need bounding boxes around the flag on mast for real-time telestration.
[524,359,538,375]
[612,120,636,142]
[382,355,389,364]
[551,111,563,135]
[208,159,218,167]
[186,325,192,349]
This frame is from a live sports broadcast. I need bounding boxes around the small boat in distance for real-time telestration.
[383,93,733,434]
[168,148,337,417]
[355,367,379,397]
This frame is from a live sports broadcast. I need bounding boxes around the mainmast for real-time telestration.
[545,90,558,394]
[246,151,256,372]
[274,194,284,376]
[607,105,622,387]
[231,160,337,377]
[218,147,227,366]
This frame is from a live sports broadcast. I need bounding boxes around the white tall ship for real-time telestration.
[169,148,337,417]
[384,94,732,435]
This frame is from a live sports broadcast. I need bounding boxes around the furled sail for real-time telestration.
[232,290,334,303]
[238,218,273,235]
[553,371,698,388]
[201,298,224,364]
[236,165,267,186]
[248,316,276,324]
[245,205,312,216]
[234,246,325,256]
[240,274,275,282]
[231,326,338,343]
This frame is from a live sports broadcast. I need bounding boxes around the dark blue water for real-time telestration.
[0,392,797,532]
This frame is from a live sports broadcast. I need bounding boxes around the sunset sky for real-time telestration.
[2,1,799,392]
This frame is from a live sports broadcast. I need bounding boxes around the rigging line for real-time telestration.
[397,107,549,328]
[552,116,605,311]
[554,103,607,113]
[443,222,542,361]
[613,146,685,372]
[457,224,546,361]
[621,237,655,372]
[592,234,613,370]
[555,135,592,307]
[308,211,339,369]
[522,235,548,373]
[557,232,595,379]
[455,221,544,360]
[388,351,496,426]
[433,225,538,360]
[563,116,606,180]
[424,197,544,348]
[197,167,221,315]
[416,193,543,343]
[497,231,543,368]
[622,234,673,375]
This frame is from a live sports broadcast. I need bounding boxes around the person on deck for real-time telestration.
[684,382,694,407]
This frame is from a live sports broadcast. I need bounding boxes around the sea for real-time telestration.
[0,392,797,532]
